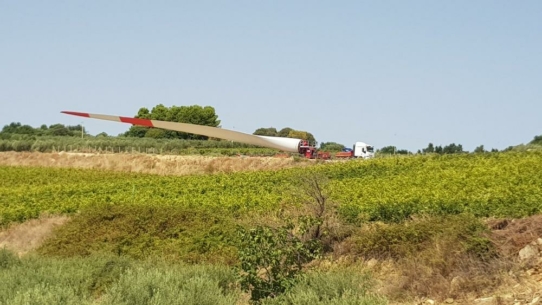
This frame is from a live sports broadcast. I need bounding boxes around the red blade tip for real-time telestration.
[61,111,90,117]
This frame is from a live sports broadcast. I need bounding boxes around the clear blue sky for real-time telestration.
[1,1,541,152]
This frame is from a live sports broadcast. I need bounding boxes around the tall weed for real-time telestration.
[262,269,386,305]
[100,263,239,305]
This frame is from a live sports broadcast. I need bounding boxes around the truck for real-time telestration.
[298,140,374,160]
[334,142,375,159]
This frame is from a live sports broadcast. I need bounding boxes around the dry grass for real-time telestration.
[0,215,69,256]
[488,215,542,260]
[0,151,309,175]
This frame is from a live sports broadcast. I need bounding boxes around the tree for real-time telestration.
[1,122,22,133]
[1,122,91,137]
[474,145,486,153]
[150,104,169,121]
[124,126,148,138]
[175,105,221,140]
[253,127,278,137]
[530,135,542,145]
[442,143,463,154]
[48,124,70,136]
[145,128,166,138]
[124,105,221,140]
[253,127,317,145]
[15,125,35,135]
[1,123,35,135]
[320,142,345,151]
[287,130,316,145]
[278,128,294,138]
[379,146,396,154]
[422,143,435,154]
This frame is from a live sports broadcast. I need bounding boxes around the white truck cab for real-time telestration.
[353,142,375,159]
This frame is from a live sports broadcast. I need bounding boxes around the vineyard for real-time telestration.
[1,151,541,226]
[2,151,542,303]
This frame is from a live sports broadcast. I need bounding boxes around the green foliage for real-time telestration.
[253,127,317,144]
[125,104,221,140]
[88,256,132,297]
[125,125,148,138]
[474,145,486,153]
[262,269,386,305]
[278,127,293,137]
[0,253,110,304]
[378,146,410,155]
[101,263,239,305]
[0,247,20,269]
[0,250,241,305]
[254,127,279,136]
[38,205,238,264]
[2,152,542,227]
[347,214,495,260]
[288,130,316,145]
[1,122,87,137]
[319,142,345,152]
[530,135,542,145]
[422,143,435,154]
[442,143,464,154]
[421,142,463,154]
[144,128,166,138]
[237,222,321,302]
[0,134,277,155]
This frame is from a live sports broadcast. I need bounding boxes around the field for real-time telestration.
[2,150,542,304]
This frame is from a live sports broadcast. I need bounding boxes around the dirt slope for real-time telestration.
[0,215,68,256]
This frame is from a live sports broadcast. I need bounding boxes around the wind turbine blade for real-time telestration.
[61,111,302,153]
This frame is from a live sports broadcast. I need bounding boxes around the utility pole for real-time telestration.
[81,122,84,138]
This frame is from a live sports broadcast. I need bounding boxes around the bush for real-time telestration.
[345,214,505,301]
[262,269,386,305]
[0,252,241,305]
[346,214,494,260]
[100,263,239,305]
[38,204,238,264]
[237,223,320,302]
[0,247,20,269]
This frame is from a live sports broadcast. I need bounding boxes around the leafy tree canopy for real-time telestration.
[420,142,464,154]
[252,127,317,145]
[319,142,345,151]
[530,135,542,145]
[1,122,88,137]
[474,145,486,153]
[253,127,278,137]
[124,104,221,140]
[378,146,410,155]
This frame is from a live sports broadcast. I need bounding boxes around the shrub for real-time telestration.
[38,204,238,264]
[100,263,239,305]
[262,269,386,305]
[237,222,321,302]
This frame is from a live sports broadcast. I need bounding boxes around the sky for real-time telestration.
[1,1,541,152]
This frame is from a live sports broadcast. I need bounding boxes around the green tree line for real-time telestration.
[1,122,89,137]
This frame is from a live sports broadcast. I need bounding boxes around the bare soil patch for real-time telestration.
[0,151,308,175]
[0,215,69,256]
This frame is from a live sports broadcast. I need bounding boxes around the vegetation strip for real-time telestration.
[1,151,541,226]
